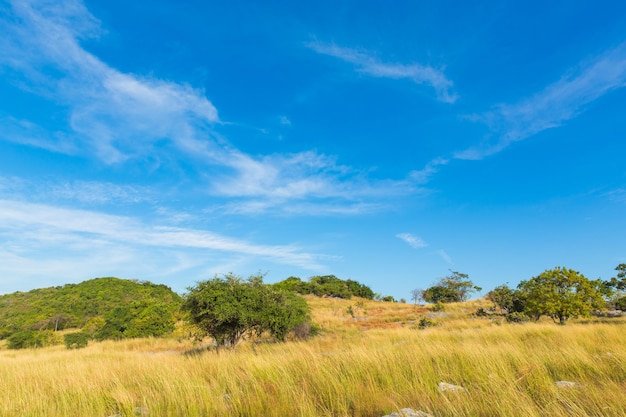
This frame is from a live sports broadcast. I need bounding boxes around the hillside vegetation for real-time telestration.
[0,277,182,346]
[0,296,624,417]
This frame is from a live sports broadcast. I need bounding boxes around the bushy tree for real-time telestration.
[517,267,606,325]
[183,273,310,348]
[272,276,311,294]
[605,263,626,310]
[486,284,526,314]
[309,275,353,298]
[422,271,481,303]
[608,263,626,290]
[7,330,55,349]
[272,275,375,300]
[63,332,90,349]
[345,279,375,299]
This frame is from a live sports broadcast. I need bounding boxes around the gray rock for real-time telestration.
[438,382,466,392]
[555,380,580,388]
[382,408,434,417]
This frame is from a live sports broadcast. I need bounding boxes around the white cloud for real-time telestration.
[279,115,292,126]
[1,0,219,163]
[0,1,420,215]
[209,150,416,213]
[396,233,428,249]
[456,42,626,160]
[0,176,154,206]
[307,41,457,103]
[409,157,449,184]
[0,199,325,271]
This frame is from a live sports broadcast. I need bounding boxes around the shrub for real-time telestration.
[475,307,489,317]
[414,317,438,330]
[183,273,311,348]
[505,312,530,323]
[422,271,481,303]
[430,301,445,312]
[7,330,55,349]
[63,332,90,349]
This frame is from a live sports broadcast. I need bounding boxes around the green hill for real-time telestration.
[0,277,182,346]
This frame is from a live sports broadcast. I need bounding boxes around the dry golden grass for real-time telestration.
[1,297,624,416]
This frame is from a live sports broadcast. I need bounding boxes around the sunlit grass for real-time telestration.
[1,297,624,416]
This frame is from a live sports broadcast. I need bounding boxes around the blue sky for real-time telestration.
[1,0,625,299]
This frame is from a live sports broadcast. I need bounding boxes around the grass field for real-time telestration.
[1,297,624,416]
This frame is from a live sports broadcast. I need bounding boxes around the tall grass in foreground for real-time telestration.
[0,299,624,416]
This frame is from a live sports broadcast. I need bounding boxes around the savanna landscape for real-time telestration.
[2,1,626,416]
[1,269,625,417]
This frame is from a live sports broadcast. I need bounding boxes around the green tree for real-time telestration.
[422,271,481,303]
[272,275,374,300]
[309,275,352,299]
[183,273,310,348]
[272,276,311,294]
[345,279,375,300]
[608,263,626,291]
[7,330,55,349]
[486,284,526,314]
[63,332,90,349]
[517,267,606,325]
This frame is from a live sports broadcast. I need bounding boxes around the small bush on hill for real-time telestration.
[7,330,55,349]
[272,275,375,300]
[422,271,481,303]
[505,312,530,323]
[63,332,90,349]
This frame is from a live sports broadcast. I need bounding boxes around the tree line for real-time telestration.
[0,274,377,349]
[413,264,626,325]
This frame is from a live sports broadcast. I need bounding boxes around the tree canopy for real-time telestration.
[183,273,310,348]
[422,271,481,303]
[272,275,375,300]
[517,267,606,325]
[486,284,526,315]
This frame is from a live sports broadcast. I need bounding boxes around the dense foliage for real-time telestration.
[0,277,182,347]
[486,267,618,324]
[421,271,481,303]
[272,275,375,299]
[183,273,311,347]
[517,267,607,324]
[486,284,526,315]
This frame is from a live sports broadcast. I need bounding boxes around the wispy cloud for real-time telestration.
[456,42,626,160]
[0,176,154,206]
[436,249,453,265]
[0,0,219,163]
[409,157,449,184]
[396,233,428,249]
[307,41,457,103]
[0,199,325,272]
[605,188,626,204]
[208,150,416,214]
[0,1,417,215]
